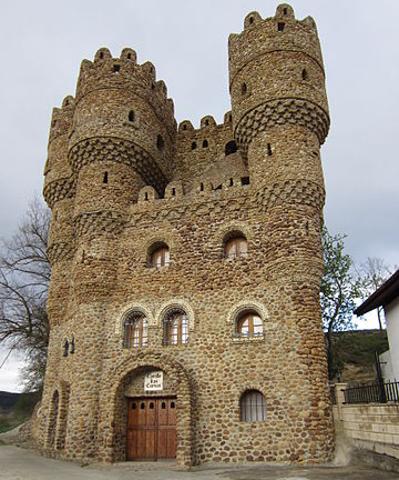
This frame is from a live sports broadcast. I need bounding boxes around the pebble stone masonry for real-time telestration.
[32,3,335,467]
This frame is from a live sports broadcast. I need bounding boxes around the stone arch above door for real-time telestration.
[97,352,193,467]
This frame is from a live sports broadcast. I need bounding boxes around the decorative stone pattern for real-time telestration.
[34,3,335,469]
[47,241,75,264]
[235,98,330,158]
[43,177,76,209]
[75,210,128,237]
[70,138,168,195]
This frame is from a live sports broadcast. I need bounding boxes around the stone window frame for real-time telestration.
[148,241,170,269]
[123,311,149,349]
[156,299,195,347]
[118,305,154,343]
[142,234,177,269]
[228,300,268,342]
[216,222,253,261]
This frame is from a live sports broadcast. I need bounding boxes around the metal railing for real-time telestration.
[343,380,399,404]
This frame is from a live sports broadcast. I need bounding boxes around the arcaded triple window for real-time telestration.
[163,309,188,345]
[124,312,148,348]
[224,234,248,259]
[240,390,266,422]
[236,311,263,338]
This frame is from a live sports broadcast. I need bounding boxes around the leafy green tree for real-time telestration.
[320,226,364,380]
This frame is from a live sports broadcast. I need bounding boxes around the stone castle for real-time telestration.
[33,3,334,466]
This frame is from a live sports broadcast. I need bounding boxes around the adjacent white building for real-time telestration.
[355,269,399,381]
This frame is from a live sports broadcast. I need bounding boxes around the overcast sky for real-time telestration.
[0,0,398,391]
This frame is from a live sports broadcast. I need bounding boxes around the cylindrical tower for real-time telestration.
[55,48,176,459]
[43,95,76,327]
[229,4,334,462]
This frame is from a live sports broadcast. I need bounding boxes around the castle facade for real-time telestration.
[34,4,334,466]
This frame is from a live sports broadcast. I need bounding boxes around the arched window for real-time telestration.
[163,309,188,345]
[236,311,263,338]
[240,390,266,422]
[225,140,238,156]
[123,312,148,348]
[191,141,197,150]
[202,139,208,148]
[224,233,248,259]
[149,243,170,268]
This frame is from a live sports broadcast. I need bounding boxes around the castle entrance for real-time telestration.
[126,397,177,460]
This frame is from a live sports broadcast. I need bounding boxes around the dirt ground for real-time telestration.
[0,445,398,480]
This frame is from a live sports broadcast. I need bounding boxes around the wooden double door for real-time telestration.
[127,397,177,460]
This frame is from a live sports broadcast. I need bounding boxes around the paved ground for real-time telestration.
[0,445,398,480]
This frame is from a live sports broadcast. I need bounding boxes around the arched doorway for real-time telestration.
[99,356,193,467]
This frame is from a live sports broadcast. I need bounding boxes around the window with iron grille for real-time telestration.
[163,309,188,346]
[123,312,148,348]
[240,390,266,422]
[236,311,263,338]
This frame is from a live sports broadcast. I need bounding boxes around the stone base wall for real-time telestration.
[333,383,399,471]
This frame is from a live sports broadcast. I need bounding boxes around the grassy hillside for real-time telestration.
[331,329,389,383]
[0,391,40,433]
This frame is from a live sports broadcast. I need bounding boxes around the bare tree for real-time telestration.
[0,198,50,391]
[356,257,394,330]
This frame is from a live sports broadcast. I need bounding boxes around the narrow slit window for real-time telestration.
[99,52,104,59]
[202,139,208,148]
[128,110,135,122]
[127,53,132,59]
[267,143,272,156]
[229,178,234,187]
[302,68,308,81]
[103,172,108,184]
[144,192,149,201]
[200,182,204,192]
[283,8,288,15]
[171,187,176,196]
[241,82,247,95]
[157,134,165,151]
[277,22,285,32]
[191,141,197,150]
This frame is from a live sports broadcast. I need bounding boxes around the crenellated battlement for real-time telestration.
[229,5,322,86]
[48,95,75,146]
[76,48,176,137]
